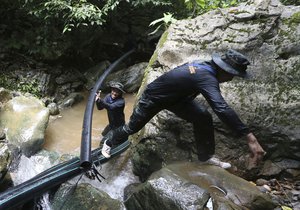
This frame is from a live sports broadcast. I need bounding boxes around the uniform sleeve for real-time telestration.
[96,94,110,110]
[199,78,250,136]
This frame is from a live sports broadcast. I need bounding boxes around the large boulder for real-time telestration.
[130,0,300,180]
[125,162,276,210]
[104,62,148,93]
[0,95,50,157]
[52,183,122,210]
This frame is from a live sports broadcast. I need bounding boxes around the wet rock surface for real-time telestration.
[125,163,276,210]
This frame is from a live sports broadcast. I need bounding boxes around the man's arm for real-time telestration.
[200,79,250,136]
[95,92,105,110]
[199,77,265,166]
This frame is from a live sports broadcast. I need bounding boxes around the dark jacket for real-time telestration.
[143,61,250,136]
[96,94,125,129]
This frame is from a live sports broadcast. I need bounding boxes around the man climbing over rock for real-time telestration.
[101,49,266,169]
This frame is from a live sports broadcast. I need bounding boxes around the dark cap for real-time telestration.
[212,49,251,78]
[110,82,125,93]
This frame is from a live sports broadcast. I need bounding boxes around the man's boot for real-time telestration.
[111,125,130,145]
[101,140,111,158]
[101,125,130,147]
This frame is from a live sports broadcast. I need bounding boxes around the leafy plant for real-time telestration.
[149,12,177,35]
[22,0,172,33]
[24,0,108,33]
[17,80,41,97]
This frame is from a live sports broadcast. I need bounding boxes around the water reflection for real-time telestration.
[44,92,136,154]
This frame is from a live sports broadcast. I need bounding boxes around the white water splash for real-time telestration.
[10,153,57,210]
[98,160,139,200]
[70,151,140,201]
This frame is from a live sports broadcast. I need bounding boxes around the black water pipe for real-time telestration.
[0,50,135,209]
[80,49,135,168]
[0,140,130,210]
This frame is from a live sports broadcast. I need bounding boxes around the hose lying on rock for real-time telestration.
[0,141,130,210]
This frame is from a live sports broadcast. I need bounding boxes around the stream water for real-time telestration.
[11,92,139,209]
[44,92,136,154]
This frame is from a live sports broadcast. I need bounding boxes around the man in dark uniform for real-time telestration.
[101,49,266,169]
[95,82,125,141]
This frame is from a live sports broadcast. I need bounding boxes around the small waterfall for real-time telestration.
[98,160,139,210]
[10,152,59,210]
[69,150,140,201]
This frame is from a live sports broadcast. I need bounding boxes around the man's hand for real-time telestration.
[95,90,101,102]
[246,133,266,169]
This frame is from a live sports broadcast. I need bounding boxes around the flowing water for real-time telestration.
[10,154,59,209]
[44,92,136,154]
[12,92,139,209]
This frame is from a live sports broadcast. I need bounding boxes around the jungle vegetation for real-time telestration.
[0,0,297,66]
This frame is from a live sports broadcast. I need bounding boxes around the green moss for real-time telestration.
[280,11,300,42]
[238,28,252,34]
[289,11,300,25]
[157,30,169,49]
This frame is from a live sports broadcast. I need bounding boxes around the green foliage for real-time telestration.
[183,0,245,17]
[0,0,247,62]
[0,75,41,97]
[0,0,174,61]
[149,13,177,35]
[24,0,108,33]
[17,80,41,97]
[280,0,300,5]
[22,0,172,33]
[147,0,244,35]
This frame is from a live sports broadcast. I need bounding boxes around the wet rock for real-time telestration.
[0,143,11,182]
[125,167,210,210]
[0,88,12,107]
[0,95,49,157]
[58,92,84,109]
[0,128,5,140]
[10,149,60,186]
[125,162,276,210]
[52,183,122,210]
[105,62,147,93]
[47,102,60,116]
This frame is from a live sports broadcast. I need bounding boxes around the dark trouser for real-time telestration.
[166,100,215,161]
[106,94,215,161]
[101,125,111,136]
